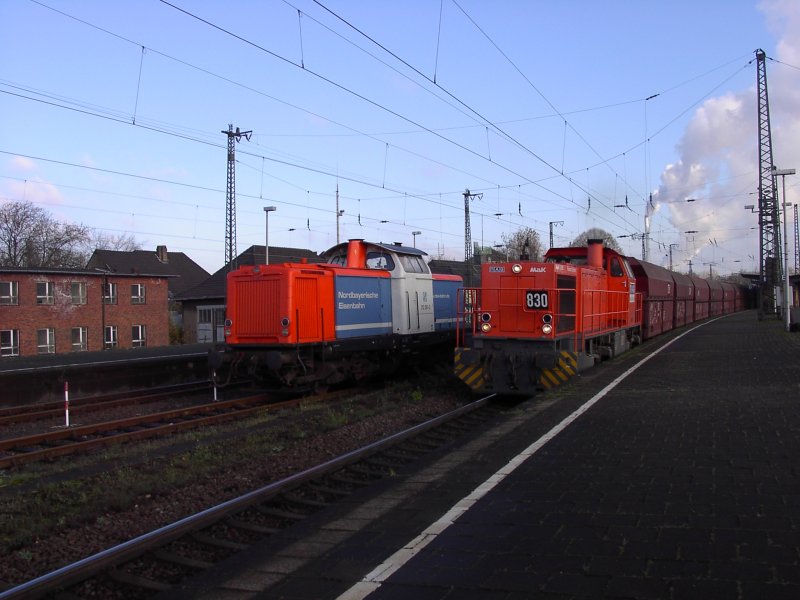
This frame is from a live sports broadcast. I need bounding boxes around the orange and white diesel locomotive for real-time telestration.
[212,239,462,391]
[454,239,746,396]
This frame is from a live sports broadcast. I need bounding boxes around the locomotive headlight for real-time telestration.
[512,263,522,273]
[480,322,492,333]
[542,313,553,324]
[280,317,290,337]
[541,323,553,335]
[480,312,492,323]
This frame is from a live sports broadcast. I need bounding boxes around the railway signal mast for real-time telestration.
[755,49,781,317]
[222,124,252,271]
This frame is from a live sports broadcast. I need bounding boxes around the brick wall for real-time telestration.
[0,272,170,357]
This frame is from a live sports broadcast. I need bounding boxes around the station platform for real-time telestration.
[0,343,212,405]
[169,310,800,600]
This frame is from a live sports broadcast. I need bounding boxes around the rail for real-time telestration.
[0,394,496,600]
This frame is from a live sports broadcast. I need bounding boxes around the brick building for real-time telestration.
[0,267,172,357]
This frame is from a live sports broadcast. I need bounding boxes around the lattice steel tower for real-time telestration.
[222,124,251,270]
[755,49,781,316]
[463,189,482,286]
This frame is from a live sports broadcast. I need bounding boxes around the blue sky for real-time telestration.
[2,0,799,276]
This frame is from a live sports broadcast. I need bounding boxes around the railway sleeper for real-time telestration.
[152,548,214,570]
[379,448,423,461]
[328,472,372,486]
[364,456,406,469]
[224,516,280,535]
[190,532,249,551]
[256,504,309,521]
[346,463,390,477]
[107,569,172,592]
[307,481,353,497]
[279,490,331,508]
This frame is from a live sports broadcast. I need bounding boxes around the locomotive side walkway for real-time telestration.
[171,310,800,600]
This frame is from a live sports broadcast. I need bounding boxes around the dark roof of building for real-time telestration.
[0,266,173,278]
[86,246,209,297]
[174,245,324,302]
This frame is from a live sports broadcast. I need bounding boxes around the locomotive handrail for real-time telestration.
[456,286,643,351]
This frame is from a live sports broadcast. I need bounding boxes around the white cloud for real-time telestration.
[655,1,800,274]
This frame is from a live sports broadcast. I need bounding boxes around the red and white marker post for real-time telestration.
[64,381,70,427]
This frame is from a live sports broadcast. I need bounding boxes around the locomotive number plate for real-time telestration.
[524,290,549,310]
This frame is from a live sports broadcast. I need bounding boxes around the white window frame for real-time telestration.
[0,281,18,305]
[103,282,117,305]
[71,326,88,352]
[104,325,118,349]
[1,329,20,357]
[71,281,87,305]
[132,324,146,348]
[36,281,54,305]
[37,328,56,354]
[131,283,146,305]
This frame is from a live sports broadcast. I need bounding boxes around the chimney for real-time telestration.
[156,245,169,264]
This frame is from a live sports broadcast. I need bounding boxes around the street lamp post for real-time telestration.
[263,206,276,265]
[773,167,795,332]
[412,231,421,247]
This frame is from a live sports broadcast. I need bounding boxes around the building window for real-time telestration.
[71,327,88,352]
[104,325,117,349]
[71,282,87,305]
[103,282,117,305]
[37,328,56,354]
[131,284,146,304]
[132,324,146,348]
[36,281,54,304]
[1,330,20,357]
[0,281,18,305]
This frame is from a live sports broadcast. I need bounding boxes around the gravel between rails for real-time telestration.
[0,379,468,588]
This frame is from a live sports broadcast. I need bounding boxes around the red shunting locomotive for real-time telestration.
[454,239,746,396]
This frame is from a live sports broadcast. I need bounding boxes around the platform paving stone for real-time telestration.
[167,311,800,600]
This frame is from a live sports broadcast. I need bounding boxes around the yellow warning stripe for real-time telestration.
[454,349,485,391]
[540,351,578,389]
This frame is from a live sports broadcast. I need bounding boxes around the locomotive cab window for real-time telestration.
[546,255,587,265]
[328,254,347,266]
[609,258,624,277]
[398,255,429,274]
[366,252,395,270]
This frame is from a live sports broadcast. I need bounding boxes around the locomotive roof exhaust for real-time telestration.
[346,239,367,268]
[587,238,604,269]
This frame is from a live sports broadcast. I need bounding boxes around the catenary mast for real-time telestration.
[755,49,781,316]
[222,124,251,271]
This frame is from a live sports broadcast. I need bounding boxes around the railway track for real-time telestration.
[0,393,287,469]
[0,381,215,427]
[0,394,498,600]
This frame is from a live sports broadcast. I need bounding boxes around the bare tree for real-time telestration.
[0,200,138,268]
[90,231,141,252]
[570,228,621,252]
[500,227,544,261]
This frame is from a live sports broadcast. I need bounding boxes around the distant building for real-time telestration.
[86,245,209,298]
[86,245,210,339]
[0,267,172,357]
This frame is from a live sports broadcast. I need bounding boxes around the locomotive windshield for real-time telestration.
[545,255,588,265]
[365,252,395,270]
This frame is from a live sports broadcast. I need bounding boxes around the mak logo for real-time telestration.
[529,266,547,273]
